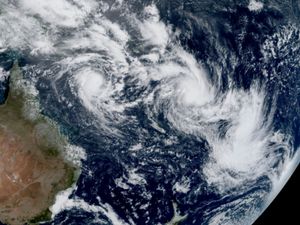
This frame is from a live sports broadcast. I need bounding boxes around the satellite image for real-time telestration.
[0,0,299,225]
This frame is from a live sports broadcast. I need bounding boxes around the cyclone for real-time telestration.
[0,0,299,225]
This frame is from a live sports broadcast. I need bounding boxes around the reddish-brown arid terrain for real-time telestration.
[0,64,75,225]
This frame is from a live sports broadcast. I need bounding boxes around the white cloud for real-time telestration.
[51,186,130,225]
[19,0,96,27]
[248,0,264,11]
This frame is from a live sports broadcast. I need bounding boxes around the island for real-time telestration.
[0,63,76,225]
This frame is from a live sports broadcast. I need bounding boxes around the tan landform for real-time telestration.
[0,63,76,225]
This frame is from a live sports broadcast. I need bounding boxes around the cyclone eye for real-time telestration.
[0,1,298,225]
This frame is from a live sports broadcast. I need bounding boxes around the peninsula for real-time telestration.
[0,63,76,225]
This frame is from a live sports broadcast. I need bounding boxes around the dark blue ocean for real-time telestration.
[0,0,299,224]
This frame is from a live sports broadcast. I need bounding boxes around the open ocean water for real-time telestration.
[0,0,299,224]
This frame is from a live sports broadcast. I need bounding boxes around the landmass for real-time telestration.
[0,63,76,225]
